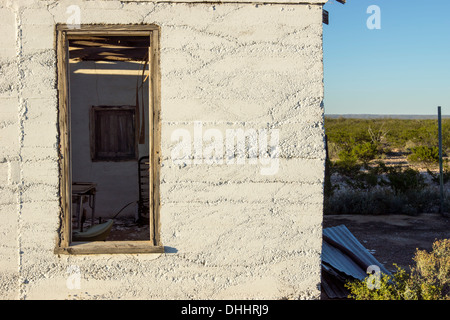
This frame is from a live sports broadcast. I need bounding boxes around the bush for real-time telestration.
[427,168,450,185]
[345,265,410,300]
[337,142,378,166]
[408,146,441,164]
[351,142,379,163]
[331,160,361,177]
[325,189,418,215]
[329,162,426,195]
[345,239,450,300]
[382,166,426,195]
[411,239,450,299]
[324,185,448,215]
[337,149,358,167]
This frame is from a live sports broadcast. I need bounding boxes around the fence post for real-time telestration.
[438,106,445,216]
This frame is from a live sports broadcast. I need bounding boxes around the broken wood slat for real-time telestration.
[70,47,149,62]
[69,37,150,49]
[70,42,140,50]
[71,56,143,62]
[66,30,151,63]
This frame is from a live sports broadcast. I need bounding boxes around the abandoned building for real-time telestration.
[0,0,327,299]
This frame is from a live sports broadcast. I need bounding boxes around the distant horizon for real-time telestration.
[325,113,450,119]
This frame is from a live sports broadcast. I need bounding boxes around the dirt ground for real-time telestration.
[325,148,450,272]
[323,213,450,272]
[105,217,150,241]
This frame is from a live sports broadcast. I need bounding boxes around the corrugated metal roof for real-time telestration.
[321,263,351,299]
[322,241,368,280]
[323,224,391,278]
[321,224,391,299]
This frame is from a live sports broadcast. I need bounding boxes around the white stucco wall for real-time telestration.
[0,0,326,299]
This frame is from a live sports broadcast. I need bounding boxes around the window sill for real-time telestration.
[55,241,165,255]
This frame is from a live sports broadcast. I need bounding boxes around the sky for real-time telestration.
[323,0,450,115]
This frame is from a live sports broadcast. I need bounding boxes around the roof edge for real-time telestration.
[117,0,328,4]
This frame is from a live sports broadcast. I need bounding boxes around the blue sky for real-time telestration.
[323,0,450,115]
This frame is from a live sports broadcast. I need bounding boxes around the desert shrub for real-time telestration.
[327,141,341,161]
[382,166,426,195]
[351,142,379,164]
[342,166,382,191]
[408,146,440,164]
[427,168,450,185]
[331,159,361,177]
[404,140,417,150]
[325,117,450,155]
[330,162,426,195]
[324,186,448,215]
[346,239,450,300]
[345,265,410,300]
[411,239,450,299]
[336,142,379,166]
[325,189,415,215]
[337,149,358,167]
[404,188,440,214]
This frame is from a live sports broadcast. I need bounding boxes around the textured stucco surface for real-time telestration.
[0,0,325,299]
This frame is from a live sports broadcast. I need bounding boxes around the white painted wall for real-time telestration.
[0,0,326,300]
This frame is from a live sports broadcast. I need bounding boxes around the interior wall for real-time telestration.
[69,60,150,219]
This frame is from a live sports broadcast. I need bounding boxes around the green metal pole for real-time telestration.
[438,106,444,215]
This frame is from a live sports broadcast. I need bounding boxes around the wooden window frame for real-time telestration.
[90,105,139,162]
[54,24,163,255]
